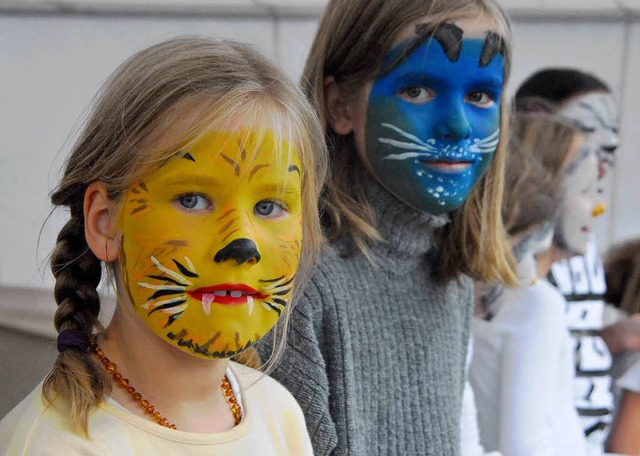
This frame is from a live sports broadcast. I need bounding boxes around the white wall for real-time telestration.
[0,3,639,323]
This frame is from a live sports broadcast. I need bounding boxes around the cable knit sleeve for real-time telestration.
[258,274,339,456]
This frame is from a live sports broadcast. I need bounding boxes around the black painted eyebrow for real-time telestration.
[414,23,504,67]
[479,31,504,67]
[288,165,300,175]
[415,22,463,62]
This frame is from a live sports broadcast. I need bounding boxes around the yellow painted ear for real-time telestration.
[84,182,120,262]
[324,76,356,135]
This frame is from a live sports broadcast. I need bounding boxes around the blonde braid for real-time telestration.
[42,204,110,435]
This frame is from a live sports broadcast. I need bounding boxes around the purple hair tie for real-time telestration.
[57,329,89,353]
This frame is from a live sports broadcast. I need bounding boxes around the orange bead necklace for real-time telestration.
[91,341,242,430]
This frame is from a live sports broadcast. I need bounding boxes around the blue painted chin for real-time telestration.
[373,142,493,214]
[375,124,498,213]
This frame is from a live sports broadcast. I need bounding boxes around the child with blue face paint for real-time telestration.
[366,21,504,214]
[258,1,517,455]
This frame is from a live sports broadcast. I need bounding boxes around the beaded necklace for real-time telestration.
[91,341,242,429]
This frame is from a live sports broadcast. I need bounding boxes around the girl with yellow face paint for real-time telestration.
[120,130,304,359]
[0,37,327,455]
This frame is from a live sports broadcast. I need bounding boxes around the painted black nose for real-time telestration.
[214,238,261,264]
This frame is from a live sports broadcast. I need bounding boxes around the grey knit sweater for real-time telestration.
[261,181,473,456]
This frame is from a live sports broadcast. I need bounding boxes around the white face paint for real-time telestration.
[514,224,554,286]
[559,91,619,179]
[555,144,602,256]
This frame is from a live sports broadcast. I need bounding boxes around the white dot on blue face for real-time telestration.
[433,193,440,198]
[417,170,424,177]
[437,177,443,183]
[436,186,444,192]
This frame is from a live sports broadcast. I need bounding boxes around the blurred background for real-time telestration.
[1,0,639,417]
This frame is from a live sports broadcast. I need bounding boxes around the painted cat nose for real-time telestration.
[592,202,606,218]
[214,238,261,265]
[436,113,472,141]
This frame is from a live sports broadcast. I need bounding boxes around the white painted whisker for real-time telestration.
[148,296,188,312]
[378,138,437,152]
[381,123,431,147]
[183,256,196,273]
[151,256,193,286]
[137,283,185,291]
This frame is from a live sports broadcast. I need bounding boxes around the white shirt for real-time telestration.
[470,279,587,455]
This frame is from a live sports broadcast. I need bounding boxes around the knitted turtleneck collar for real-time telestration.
[362,178,450,264]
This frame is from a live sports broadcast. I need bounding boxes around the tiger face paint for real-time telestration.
[119,131,303,359]
[559,91,618,179]
[363,20,504,214]
[554,142,603,256]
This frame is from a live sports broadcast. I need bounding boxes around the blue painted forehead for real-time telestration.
[379,22,505,74]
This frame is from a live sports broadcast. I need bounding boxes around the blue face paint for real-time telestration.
[365,29,504,214]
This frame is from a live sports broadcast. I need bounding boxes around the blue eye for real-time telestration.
[254,200,287,219]
[177,193,210,210]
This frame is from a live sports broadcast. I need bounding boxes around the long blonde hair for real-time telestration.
[43,36,327,433]
[503,112,583,235]
[303,0,516,284]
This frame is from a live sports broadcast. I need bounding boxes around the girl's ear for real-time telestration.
[84,183,120,262]
[324,76,355,135]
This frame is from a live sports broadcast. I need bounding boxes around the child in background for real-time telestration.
[259,1,517,454]
[470,112,590,455]
[602,238,640,455]
[516,69,619,447]
[0,36,327,455]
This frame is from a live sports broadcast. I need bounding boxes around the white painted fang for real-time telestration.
[248,295,254,316]
[202,294,214,316]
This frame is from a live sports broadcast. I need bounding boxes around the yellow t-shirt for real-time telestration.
[0,362,312,455]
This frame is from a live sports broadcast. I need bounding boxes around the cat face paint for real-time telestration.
[559,91,618,179]
[119,131,303,359]
[554,144,603,256]
[364,22,504,214]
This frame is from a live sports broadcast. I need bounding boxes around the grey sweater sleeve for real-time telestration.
[258,278,339,455]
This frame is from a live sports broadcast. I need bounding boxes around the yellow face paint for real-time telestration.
[119,130,303,358]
